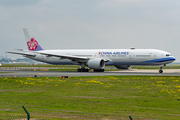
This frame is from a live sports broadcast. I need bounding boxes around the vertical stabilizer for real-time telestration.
[23,28,43,51]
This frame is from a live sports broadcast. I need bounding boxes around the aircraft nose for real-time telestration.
[171,56,176,61]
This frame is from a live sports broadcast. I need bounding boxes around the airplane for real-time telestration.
[7,28,176,73]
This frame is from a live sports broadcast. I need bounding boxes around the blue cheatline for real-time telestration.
[143,57,175,63]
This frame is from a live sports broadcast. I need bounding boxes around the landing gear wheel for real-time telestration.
[93,69,104,72]
[159,69,163,73]
[84,69,89,72]
[77,68,89,72]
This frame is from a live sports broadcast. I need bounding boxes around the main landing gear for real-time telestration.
[77,63,89,72]
[77,63,105,72]
[93,69,104,72]
[77,68,89,72]
[77,68,105,72]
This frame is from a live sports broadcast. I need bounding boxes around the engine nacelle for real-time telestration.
[115,65,131,69]
[87,58,105,70]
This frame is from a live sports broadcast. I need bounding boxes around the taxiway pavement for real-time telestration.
[0,69,180,77]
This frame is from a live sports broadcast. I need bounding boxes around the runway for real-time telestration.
[0,69,180,77]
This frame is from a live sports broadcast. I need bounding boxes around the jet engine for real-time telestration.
[114,65,131,69]
[87,58,105,70]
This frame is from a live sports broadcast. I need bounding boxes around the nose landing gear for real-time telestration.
[159,64,166,73]
[159,68,163,73]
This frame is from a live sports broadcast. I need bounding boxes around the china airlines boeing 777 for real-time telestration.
[7,28,176,73]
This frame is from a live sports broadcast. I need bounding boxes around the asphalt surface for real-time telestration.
[0,68,180,77]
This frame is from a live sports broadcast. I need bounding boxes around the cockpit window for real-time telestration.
[166,54,171,56]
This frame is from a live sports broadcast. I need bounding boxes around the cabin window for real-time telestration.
[118,55,126,57]
[100,55,105,57]
[106,55,110,57]
[136,55,151,57]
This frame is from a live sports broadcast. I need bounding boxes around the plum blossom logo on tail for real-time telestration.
[27,38,38,51]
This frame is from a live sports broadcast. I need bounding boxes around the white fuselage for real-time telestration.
[26,49,175,66]
[7,28,176,73]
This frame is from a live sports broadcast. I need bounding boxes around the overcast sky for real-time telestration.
[0,0,180,62]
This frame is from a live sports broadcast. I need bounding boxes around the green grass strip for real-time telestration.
[0,76,180,119]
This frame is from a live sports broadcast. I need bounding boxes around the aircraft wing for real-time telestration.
[38,52,89,60]
[7,50,90,61]
[7,50,110,62]
[6,51,36,57]
[38,52,111,62]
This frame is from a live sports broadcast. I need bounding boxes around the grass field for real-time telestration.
[0,76,180,119]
